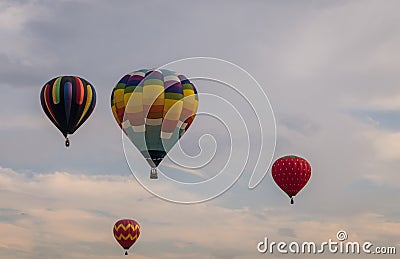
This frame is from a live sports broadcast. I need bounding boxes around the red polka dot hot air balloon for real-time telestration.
[272,155,311,204]
[113,219,141,255]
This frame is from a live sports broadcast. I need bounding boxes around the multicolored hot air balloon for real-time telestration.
[40,76,96,147]
[272,155,311,204]
[111,69,199,179]
[113,219,141,255]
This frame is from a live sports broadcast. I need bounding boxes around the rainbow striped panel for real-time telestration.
[40,76,96,138]
[111,69,199,168]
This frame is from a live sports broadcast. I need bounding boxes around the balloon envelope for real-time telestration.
[272,155,311,204]
[113,219,140,254]
[111,69,199,178]
[40,76,96,146]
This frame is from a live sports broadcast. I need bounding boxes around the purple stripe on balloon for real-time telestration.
[119,75,131,85]
[178,75,188,82]
[164,81,182,93]
[127,80,143,87]
[127,75,145,86]
[64,81,73,125]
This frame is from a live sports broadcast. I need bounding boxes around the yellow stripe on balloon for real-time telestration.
[52,77,62,104]
[143,85,164,106]
[125,92,143,113]
[44,84,59,126]
[123,92,132,106]
[163,99,183,120]
[114,223,140,232]
[183,89,194,96]
[114,89,125,109]
[77,85,93,125]
[193,100,199,113]
[114,233,139,241]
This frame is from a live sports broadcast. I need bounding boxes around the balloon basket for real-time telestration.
[150,168,158,179]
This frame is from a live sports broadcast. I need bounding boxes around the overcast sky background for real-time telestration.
[0,0,399,258]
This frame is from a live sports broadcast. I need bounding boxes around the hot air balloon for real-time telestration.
[40,76,96,147]
[111,69,199,179]
[113,219,141,255]
[272,155,311,204]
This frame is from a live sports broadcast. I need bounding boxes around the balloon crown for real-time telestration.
[283,155,298,159]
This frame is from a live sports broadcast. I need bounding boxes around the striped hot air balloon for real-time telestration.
[111,69,199,179]
[113,219,141,255]
[40,76,96,147]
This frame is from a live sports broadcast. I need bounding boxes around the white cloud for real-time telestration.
[0,167,399,259]
[370,131,400,161]
[0,1,35,31]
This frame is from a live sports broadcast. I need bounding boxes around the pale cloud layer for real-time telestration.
[0,168,399,258]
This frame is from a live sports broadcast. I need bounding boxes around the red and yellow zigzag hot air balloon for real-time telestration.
[272,155,311,204]
[113,219,141,255]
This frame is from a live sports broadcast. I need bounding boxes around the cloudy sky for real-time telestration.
[1,0,400,258]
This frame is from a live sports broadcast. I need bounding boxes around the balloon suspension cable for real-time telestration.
[290,197,294,205]
[125,251,128,256]
[65,137,70,147]
[150,167,158,179]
